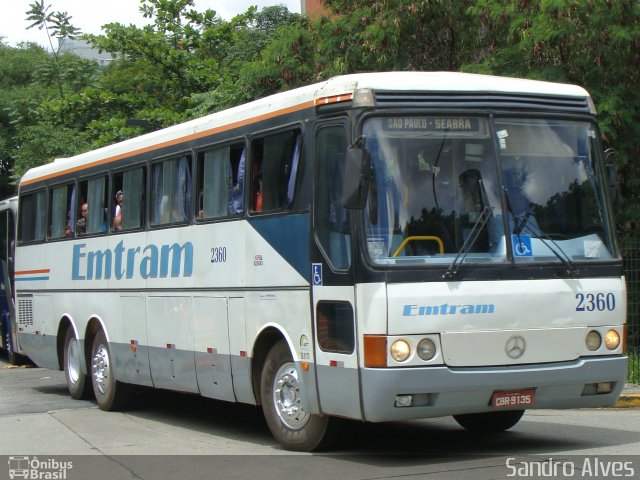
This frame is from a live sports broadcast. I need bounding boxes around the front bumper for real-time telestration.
[360,355,627,422]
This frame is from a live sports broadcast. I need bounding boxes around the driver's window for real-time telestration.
[315,125,351,270]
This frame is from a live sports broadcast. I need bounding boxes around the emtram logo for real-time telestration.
[72,240,193,280]
[402,302,495,316]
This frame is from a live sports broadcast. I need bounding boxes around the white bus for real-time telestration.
[15,72,627,451]
[0,196,21,364]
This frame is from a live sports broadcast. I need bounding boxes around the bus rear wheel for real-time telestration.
[261,340,334,451]
[453,410,525,433]
[63,328,92,399]
[90,329,130,411]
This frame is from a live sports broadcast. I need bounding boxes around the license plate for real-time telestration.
[491,389,535,409]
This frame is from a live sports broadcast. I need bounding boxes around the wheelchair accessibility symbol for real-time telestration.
[312,263,323,286]
[511,235,533,257]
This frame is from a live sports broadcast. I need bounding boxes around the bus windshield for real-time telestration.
[362,115,617,266]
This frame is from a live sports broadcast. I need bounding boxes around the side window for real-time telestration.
[77,175,108,236]
[48,183,74,239]
[112,166,146,231]
[150,155,192,226]
[315,126,351,270]
[316,301,355,354]
[250,129,301,213]
[18,190,46,243]
[195,142,245,220]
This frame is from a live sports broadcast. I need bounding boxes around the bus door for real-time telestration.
[0,205,16,358]
[311,124,362,420]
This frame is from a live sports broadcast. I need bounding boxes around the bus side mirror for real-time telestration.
[341,147,370,209]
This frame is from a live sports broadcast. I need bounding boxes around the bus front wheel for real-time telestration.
[63,328,92,400]
[90,329,130,411]
[261,340,334,451]
[453,410,525,433]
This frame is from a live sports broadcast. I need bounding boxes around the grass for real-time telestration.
[627,348,639,385]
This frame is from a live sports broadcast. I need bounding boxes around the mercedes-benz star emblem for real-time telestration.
[506,336,526,359]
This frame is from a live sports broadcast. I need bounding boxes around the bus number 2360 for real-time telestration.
[211,247,227,263]
[575,292,615,312]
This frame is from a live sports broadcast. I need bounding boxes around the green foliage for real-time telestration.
[240,0,480,97]
[26,0,81,43]
[87,0,225,100]
[1,0,639,241]
[12,123,90,181]
[319,0,479,73]
[26,0,83,105]
[468,0,640,237]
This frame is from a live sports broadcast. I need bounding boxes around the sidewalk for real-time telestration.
[616,383,640,408]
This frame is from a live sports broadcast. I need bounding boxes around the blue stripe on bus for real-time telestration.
[248,214,310,281]
[15,277,49,281]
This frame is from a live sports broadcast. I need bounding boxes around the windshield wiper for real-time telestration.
[443,206,494,279]
[516,223,578,276]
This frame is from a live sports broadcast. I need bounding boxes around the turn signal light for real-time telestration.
[364,335,387,367]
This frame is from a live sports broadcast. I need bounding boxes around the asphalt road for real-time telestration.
[1,354,639,480]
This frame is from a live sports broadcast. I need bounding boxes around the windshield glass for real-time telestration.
[361,115,617,266]
[497,118,615,263]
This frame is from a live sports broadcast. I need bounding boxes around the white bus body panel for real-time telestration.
[387,277,626,366]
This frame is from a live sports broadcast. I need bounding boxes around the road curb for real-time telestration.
[615,394,640,408]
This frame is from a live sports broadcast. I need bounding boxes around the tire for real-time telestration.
[261,340,335,451]
[453,409,525,433]
[63,328,92,399]
[90,329,130,411]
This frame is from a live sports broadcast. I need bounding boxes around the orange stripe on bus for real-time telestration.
[15,269,51,275]
[19,100,316,187]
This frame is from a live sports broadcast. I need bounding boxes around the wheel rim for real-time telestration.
[92,343,111,395]
[272,361,310,430]
[66,337,81,384]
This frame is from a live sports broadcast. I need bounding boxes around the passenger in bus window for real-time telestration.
[229,150,245,215]
[113,191,123,230]
[64,209,72,238]
[76,203,88,236]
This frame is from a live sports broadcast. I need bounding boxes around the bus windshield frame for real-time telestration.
[359,113,619,268]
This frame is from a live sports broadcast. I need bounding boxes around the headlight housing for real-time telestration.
[604,329,620,350]
[417,338,436,361]
[390,339,411,362]
[586,330,602,351]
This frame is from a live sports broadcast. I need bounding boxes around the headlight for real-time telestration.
[604,329,620,350]
[586,330,602,351]
[390,339,411,362]
[417,338,436,361]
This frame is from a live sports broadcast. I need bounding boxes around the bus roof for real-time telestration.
[0,196,18,211]
[19,71,591,187]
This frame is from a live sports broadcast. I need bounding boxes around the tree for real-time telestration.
[26,0,82,105]
[88,0,223,102]
[12,123,90,181]
[468,0,640,236]
[0,43,53,197]
[241,0,480,97]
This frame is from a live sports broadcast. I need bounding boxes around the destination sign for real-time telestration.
[384,117,480,132]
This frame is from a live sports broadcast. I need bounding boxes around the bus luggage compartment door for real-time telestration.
[193,296,235,402]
